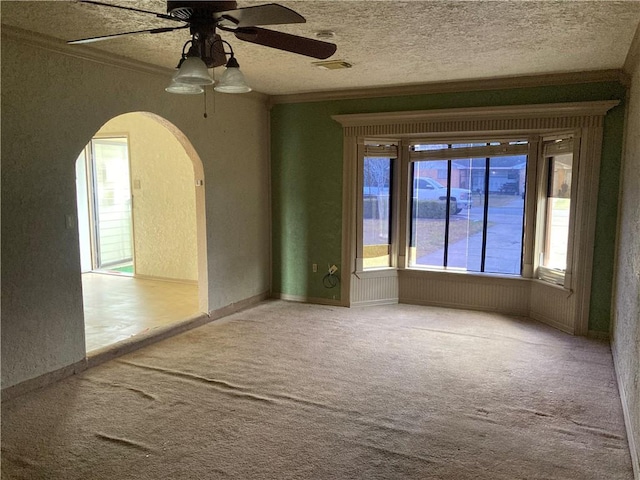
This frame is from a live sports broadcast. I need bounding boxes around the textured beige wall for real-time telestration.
[97,113,198,282]
[613,28,640,478]
[1,32,271,388]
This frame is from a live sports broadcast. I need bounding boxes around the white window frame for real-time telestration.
[535,135,581,286]
[403,137,530,275]
[356,140,400,272]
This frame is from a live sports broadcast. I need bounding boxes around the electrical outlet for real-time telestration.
[329,265,338,275]
[312,263,318,273]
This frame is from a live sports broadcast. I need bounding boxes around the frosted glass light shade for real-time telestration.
[214,67,251,94]
[174,57,213,85]
[165,80,204,94]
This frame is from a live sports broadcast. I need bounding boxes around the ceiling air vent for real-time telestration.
[312,60,353,70]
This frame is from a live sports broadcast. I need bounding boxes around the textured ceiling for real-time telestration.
[2,1,640,96]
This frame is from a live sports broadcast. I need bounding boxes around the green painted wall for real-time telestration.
[271,82,626,330]
[591,104,626,332]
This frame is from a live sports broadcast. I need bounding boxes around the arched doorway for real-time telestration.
[75,112,208,352]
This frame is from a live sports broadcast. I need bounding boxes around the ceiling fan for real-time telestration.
[67,0,338,67]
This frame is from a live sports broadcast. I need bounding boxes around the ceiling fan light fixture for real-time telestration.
[174,56,214,86]
[66,1,338,97]
[214,57,252,94]
[165,79,204,95]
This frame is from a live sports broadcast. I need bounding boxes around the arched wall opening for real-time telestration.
[75,111,208,352]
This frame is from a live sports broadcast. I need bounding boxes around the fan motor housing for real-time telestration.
[167,1,238,20]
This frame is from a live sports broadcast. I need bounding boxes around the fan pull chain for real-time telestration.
[212,70,216,116]
[203,87,208,119]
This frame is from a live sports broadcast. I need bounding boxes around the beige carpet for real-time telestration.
[1,301,633,479]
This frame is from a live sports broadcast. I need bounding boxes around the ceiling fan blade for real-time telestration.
[216,4,305,28]
[234,27,337,59]
[76,0,184,22]
[68,25,189,45]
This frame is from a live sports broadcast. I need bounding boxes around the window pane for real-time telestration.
[447,158,484,271]
[409,160,474,268]
[408,161,447,267]
[450,142,488,148]
[543,153,573,270]
[363,157,392,268]
[484,156,527,275]
[413,144,449,151]
[409,154,526,275]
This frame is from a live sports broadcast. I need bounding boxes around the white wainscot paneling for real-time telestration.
[398,270,530,316]
[351,271,399,306]
[529,281,576,334]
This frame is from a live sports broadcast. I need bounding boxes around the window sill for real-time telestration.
[537,268,566,287]
[400,268,530,284]
[531,277,572,293]
[354,268,398,279]
[399,268,573,294]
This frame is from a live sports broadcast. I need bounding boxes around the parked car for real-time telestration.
[413,177,472,213]
[499,181,520,195]
[363,177,472,215]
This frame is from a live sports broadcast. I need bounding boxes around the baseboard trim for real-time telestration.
[1,292,271,401]
[529,311,575,335]
[133,273,198,285]
[209,291,271,319]
[273,292,346,307]
[87,312,212,369]
[1,359,88,402]
[89,291,270,367]
[611,341,640,480]
[587,329,610,341]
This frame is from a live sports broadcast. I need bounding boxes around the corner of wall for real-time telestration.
[611,18,640,480]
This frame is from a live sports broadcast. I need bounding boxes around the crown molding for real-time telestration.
[1,24,173,78]
[332,101,621,127]
[332,100,621,137]
[270,70,626,106]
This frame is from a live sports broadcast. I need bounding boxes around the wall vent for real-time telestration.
[312,60,352,70]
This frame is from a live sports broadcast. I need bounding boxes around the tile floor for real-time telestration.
[82,273,200,352]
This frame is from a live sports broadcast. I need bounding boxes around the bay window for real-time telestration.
[335,101,618,334]
[357,135,582,284]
